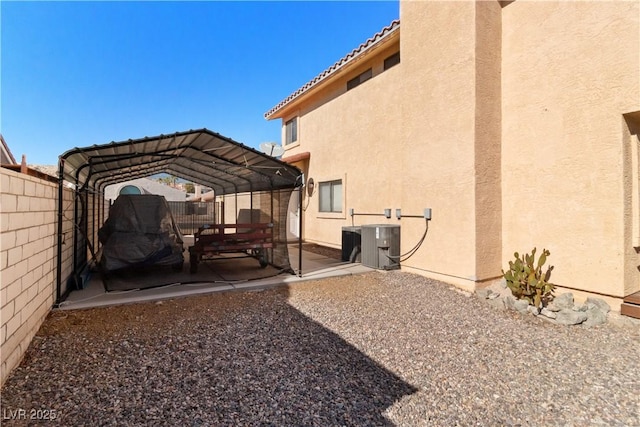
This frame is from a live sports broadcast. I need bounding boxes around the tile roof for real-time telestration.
[264,19,400,119]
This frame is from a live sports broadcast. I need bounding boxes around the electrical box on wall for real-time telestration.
[361,224,401,270]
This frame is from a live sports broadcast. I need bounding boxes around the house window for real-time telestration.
[384,52,400,70]
[285,117,298,145]
[347,68,372,91]
[319,180,343,213]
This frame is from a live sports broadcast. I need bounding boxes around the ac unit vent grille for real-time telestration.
[361,224,400,270]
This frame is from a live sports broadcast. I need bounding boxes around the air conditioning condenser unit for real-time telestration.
[341,226,362,262]
[361,224,400,270]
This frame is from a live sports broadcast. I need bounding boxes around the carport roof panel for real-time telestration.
[60,129,302,194]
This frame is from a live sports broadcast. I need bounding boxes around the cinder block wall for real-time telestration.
[0,167,73,386]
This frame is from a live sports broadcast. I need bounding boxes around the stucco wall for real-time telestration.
[624,113,640,298]
[271,0,640,302]
[283,41,404,248]
[501,1,640,298]
[399,0,498,289]
[280,1,505,288]
[473,1,503,281]
[0,167,74,386]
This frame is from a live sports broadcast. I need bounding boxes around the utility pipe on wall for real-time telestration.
[349,208,392,226]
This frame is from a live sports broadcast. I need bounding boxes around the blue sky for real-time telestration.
[1,1,399,165]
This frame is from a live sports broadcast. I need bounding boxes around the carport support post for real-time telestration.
[97,187,103,252]
[91,188,95,258]
[55,158,64,304]
[270,189,274,264]
[298,185,303,277]
[86,190,91,249]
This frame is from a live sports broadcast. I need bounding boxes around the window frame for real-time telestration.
[384,51,400,70]
[347,68,373,91]
[285,117,298,145]
[318,179,343,213]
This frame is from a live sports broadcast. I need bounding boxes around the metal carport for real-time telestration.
[56,129,303,303]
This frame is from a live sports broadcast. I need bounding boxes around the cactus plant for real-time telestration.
[502,248,555,308]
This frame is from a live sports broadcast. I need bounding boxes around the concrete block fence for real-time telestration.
[0,167,76,386]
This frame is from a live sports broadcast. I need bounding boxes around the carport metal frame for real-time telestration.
[55,129,303,304]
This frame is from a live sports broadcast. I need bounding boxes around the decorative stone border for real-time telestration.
[476,281,610,327]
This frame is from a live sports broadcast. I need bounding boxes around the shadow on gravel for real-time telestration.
[1,286,417,426]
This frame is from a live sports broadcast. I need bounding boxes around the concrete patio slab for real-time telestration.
[58,247,372,310]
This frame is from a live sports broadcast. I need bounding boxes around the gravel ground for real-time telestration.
[2,271,639,426]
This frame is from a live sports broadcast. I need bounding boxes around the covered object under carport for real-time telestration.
[56,129,303,303]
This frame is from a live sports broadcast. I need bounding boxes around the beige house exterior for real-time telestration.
[266,0,640,311]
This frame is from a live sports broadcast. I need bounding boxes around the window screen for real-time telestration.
[285,118,298,145]
[384,52,400,70]
[347,68,373,91]
[319,180,342,213]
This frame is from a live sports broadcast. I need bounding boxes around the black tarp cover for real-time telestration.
[98,195,184,272]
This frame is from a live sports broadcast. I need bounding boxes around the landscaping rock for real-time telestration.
[514,300,530,315]
[584,306,607,328]
[548,293,574,312]
[540,307,557,319]
[527,305,541,316]
[488,291,500,300]
[574,304,589,312]
[478,287,610,328]
[503,294,516,310]
[477,283,610,328]
[585,297,610,314]
[486,296,506,311]
[476,287,502,300]
[555,309,588,325]
[476,289,491,299]
[488,280,510,297]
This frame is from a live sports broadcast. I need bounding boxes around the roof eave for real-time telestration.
[264,20,400,121]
